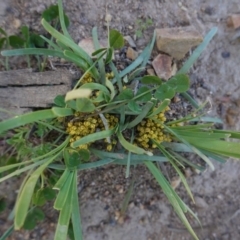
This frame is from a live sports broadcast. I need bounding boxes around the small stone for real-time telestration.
[128,202,135,209]
[124,35,136,48]
[194,196,209,208]
[118,188,124,194]
[126,47,138,60]
[152,53,173,80]
[114,211,121,220]
[227,14,240,29]
[171,177,181,190]
[155,26,203,60]
[226,114,235,126]
[147,68,156,76]
[221,51,230,58]
[227,106,238,115]
[13,18,21,29]
[118,216,124,224]
[184,168,192,178]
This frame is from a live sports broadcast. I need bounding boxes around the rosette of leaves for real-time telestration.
[1,1,240,240]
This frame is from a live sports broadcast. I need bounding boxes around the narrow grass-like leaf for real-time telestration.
[189,116,223,124]
[127,101,153,128]
[54,171,74,210]
[172,129,228,139]
[213,129,240,139]
[1,48,64,58]
[112,34,154,83]
[71,170,83,240]
[200,150,226,163]
[109,61,122,91]
[155,143,194,202]
[91,149,167,161]
[170,150,205,171]
[178,27,218,74]
[14,154,59,229]
[0,110,55,134]
[63,50,89,70]
[41,18,92,64]
[80,83,109,95]
[117,131,152,156]
[0,225,14,240]
[57,0,71,39]
[40,35,61,51]
[148,99,170,117]
[49,158,115,171]
[92,27,106,85]
[182,138,240,159]
[141,30,156,67]
[71,128,115,148]
[53,169,71,190]
[163,124,215,170]
[120,179,134,216]
[54,172,74,240]
[106,79,116,100]
[145,161,199,240]
[52,107,73,117]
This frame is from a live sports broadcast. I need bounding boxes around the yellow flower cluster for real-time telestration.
[106,72,114,80]
[80,72,93,84]
[135,107,172,149]
[66,113,118,150]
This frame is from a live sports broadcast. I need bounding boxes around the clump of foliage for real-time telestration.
[0,1,240,240]
[0,3,69,71]
[135,17,153,38]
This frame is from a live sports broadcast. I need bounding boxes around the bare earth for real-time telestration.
[0,0,240,239]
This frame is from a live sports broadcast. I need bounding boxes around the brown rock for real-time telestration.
[194,196,209,208]
[152,53,173,80]
[227,14,240,29]
[155,26,203,60]
[126,47,138,60]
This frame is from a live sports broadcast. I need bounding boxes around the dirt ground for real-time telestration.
[0,0,240,239]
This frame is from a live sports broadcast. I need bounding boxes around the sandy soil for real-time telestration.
[0,0,240,239]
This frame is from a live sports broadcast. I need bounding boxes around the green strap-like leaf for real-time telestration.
[71,170,83,240]
[1,48,64,58]
[0,109,55,134]
[14,154,59,229]
[54,171,75,240]
[127,101,153,128]
[145,161,199,240]
[117,131,152,156]
[54,171,74,210]
[71,128,116,148]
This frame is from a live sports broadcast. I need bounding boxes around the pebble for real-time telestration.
[126,47,138,60]
[194,196,209,208]
[152,53,173,80]
[170,177,181,190]
[227,14,240,29]
[13,18,21,29]
[155,26,203,60]
[124,35,136,48]
[221,51,230,59]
